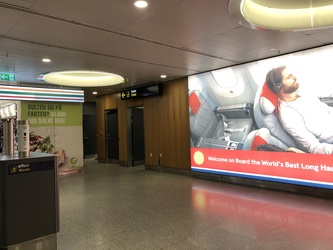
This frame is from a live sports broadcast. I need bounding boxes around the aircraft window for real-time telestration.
[188,75,203,92]
[211,68,238,88]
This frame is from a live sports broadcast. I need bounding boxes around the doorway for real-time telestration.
[83,102,97,158]
[83,114,97,158]
[127,106,145,166]
[105,109,119,163]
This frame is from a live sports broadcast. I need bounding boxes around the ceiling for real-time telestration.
[1,0,333,101]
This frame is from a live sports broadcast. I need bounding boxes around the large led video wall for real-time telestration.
[189,45,333,189]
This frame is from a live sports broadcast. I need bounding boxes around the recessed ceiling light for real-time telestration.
[42,58,51,63]
[43,70,124,87]
[160,75,167,78]
[134,1,148,8]
[92,91,98,95]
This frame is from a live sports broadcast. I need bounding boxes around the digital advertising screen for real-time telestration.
[189,44,333,189]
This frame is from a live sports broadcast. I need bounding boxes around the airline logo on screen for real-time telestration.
[191,148,333,189]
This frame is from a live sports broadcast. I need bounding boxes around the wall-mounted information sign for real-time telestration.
[121,84,162,100]
[0,73,15,82]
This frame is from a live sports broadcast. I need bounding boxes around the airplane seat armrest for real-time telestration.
[214,103,253,119]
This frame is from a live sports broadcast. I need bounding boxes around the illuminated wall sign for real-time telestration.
[189,44,333,190]
[121,83,162,100]
[0,85,84,103]
[191,149,333,189]
[1,73,15,82]
[131,89,137,97]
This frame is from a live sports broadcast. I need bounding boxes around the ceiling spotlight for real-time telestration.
[42,58,51,63]
[92,91,98,95]
[160,75,167,78]
[134,1,148,8]
[42,70,124,87]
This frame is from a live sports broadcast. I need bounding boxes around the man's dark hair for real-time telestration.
[266,66,286,93]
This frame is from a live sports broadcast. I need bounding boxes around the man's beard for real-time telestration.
[282,81,299,94]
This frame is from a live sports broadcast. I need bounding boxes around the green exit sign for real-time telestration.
[1,73,15,81]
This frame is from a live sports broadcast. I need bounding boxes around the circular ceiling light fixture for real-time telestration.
[229,0,333,31]
[42,71,124,87]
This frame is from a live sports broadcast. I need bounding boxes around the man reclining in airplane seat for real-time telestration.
[265,66,333,154]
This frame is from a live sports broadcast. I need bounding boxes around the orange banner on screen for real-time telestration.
[191,148,333,189]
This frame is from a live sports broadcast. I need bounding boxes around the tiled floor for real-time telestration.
[57,159,333,250]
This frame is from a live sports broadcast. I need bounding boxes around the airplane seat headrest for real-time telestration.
[189,91,201,115]
[259,82,279,115]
